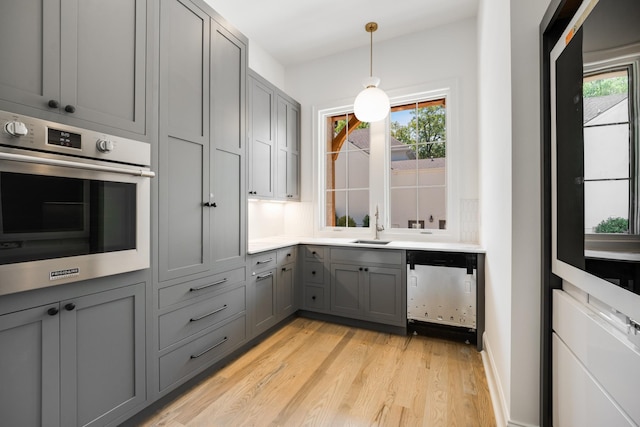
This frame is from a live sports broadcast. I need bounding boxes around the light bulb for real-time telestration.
[354,85,390,122]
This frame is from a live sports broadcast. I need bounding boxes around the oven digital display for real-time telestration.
[48,128,81,149]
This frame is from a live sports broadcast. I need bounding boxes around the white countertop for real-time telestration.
[248,236,485,254]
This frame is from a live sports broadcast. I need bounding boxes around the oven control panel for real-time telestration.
[0,109,150,166]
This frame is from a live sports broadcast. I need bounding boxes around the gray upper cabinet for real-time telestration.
[0,0,149,136]
[248,74,275,198]
[276,95,301,200]
[248,71,301,201]
[158,0,246,282]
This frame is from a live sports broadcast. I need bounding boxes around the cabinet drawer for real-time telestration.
[250,251,277,272]
[159,316,246,391]
[303,261,325,284]
[277,246,297,264]
[303,245,325,260]
[304,286,325,311]
[330,248,401,265]
[159,285,246,349]
[158,267,246,309]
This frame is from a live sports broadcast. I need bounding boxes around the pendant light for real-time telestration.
[353,22,390,122]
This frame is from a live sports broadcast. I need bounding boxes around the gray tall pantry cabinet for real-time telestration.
[155,0,248,396]
[0,0,150,138]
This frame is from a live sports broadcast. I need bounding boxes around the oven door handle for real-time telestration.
[0,151,156,178]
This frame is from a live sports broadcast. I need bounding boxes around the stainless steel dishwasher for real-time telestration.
[407,250,483,350]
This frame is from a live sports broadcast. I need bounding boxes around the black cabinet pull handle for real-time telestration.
[190,336,228,359]
[287,253,291,257]
[190,278,227,292]
[48,100,59,108]
[47,307,59,316]
[64,105,76,113]
[64,303,76,311]
[203,202,217,207]
[190,304,228,322]
[256,272,273,280]
[256,258,273,265]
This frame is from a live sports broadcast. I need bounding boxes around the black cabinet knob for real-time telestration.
[282,267,286,272]
[47,307,59,316]
[359,267,363,271]
[364,268,369,272]
[312,251,316,255]
[311,296,316,300]
[64,303,76,311]
[48,100,59,108]
[64,105,76,113]
[311,271,316,275]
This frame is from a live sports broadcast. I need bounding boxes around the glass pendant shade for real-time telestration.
[354,85,390,122]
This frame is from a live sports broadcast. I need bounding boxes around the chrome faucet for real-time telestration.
[374,205,384,240]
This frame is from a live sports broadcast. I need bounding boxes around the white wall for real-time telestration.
[478,0,551,425]
[285,18,478,237]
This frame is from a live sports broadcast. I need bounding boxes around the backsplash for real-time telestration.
[460,199,479,243]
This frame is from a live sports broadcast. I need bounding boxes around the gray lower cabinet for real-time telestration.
[158,0,246,283]
[300,245,405,327]
[276,247,297,319]
[0,283,146,427]
[248,251,278,336]
[0,0,149,136]
[155,267,248,393]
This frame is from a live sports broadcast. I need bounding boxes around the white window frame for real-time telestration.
[314,79,461,242]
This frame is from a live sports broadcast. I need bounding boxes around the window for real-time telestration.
[583,64,638,236]
[389,98,447,230]
[317,83,459,239]
[324,113,370,228]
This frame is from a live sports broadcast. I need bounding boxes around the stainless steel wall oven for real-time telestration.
[0,110,154,296]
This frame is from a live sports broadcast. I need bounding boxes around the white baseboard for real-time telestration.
[482,332,508,427]
[482,333,540,427]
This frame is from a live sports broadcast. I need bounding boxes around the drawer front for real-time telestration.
[250,251,277,272]
[159,316,246,391]
[277,246,297,264]
[304,286,325,311]
[159,285,246,349]
[303,261,324,284]
[303,245,325,260]
[158,267,246,309]
[330,248,402,265]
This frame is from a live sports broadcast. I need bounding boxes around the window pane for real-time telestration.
[585,180,629,233]
[348,149,369,189]
[348,190,369,227]
[584,124,629,180]
[327,190,347,227]
[390,188,417,229]
[327,153,346,190]
[418,187,447,230]
[418,157,446,187]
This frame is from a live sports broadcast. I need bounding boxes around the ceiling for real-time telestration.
[204,0,478,67]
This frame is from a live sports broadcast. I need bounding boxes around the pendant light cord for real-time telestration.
[369,29,373,77]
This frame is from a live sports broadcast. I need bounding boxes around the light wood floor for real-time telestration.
[138,318,495,427]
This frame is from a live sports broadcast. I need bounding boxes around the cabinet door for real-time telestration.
[278,264,296,318]
[251,269,277,335]
[248,76,275,197]
[330,264,362,316]
[60,283,146,427]
[0,0,60,112]
[60,0,147,133]
[365,267,403,323]
[0,304,60,427]
[276,96,300,200]
[210,21,246,270]
[158,0,211,281]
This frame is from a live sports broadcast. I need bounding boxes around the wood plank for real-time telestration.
[137,319,496,427]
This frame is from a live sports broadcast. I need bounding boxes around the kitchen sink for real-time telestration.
[352,239,391,245]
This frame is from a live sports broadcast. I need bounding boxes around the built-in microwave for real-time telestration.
[0,110,154,296]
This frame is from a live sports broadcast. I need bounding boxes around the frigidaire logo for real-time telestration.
[50,268,80,281]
